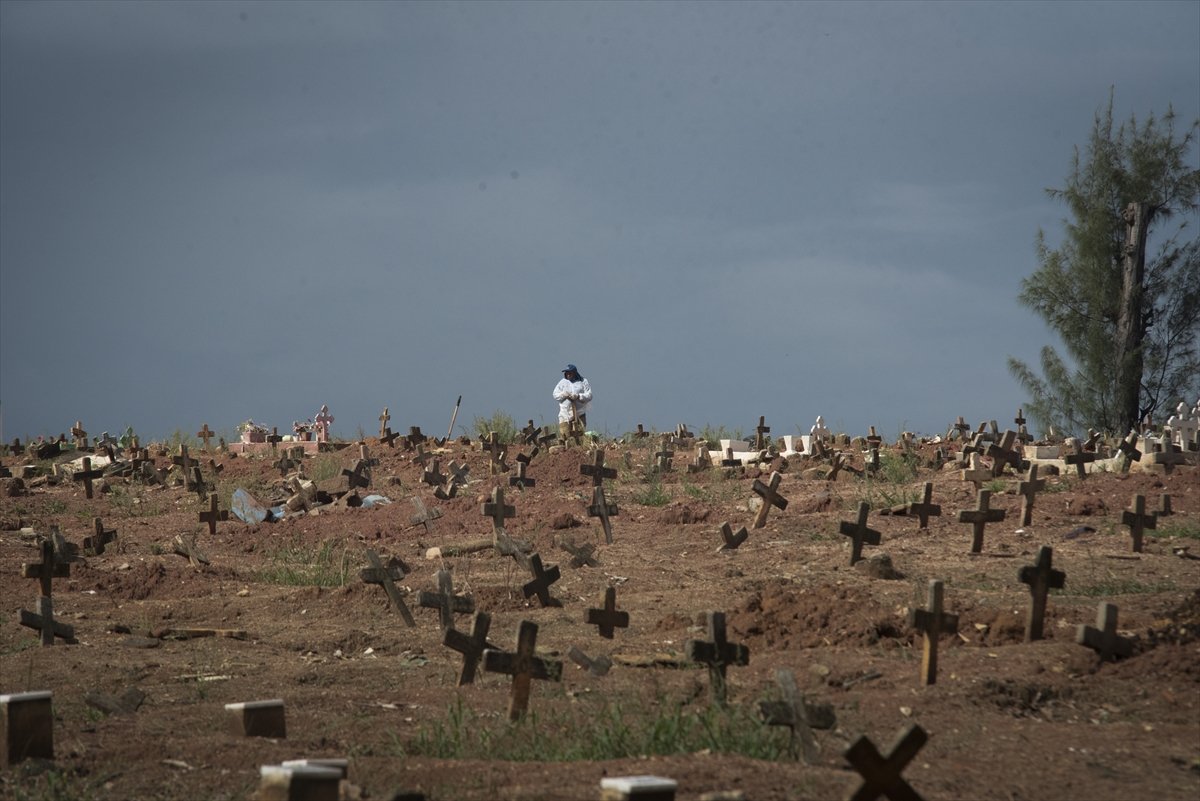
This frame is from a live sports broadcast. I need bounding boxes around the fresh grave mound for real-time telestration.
[85,559,234,601]
[727,579,904,650]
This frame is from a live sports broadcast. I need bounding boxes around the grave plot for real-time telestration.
[0,424,1197,801]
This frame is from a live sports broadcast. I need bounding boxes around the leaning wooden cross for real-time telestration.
[844,724,928,801]
[443,611,496,686]
[585,586,629,639]
[908,579,958,686]
[685,611,749,706]
[587,486,619,545]
[522,553,561,608]
[1018,545,1065,642]
[1121,494,1156,553]
[957,489,1005,554]
[18,540,76,646]
[482,620,563,721]
[1076,602,1133,661]
[410,496,443,534]
[839,502,881,565]
[363,549,416,627]
[755,416,771,450]
[758,668,820,764]
[717,522,749,552]
[84,518,117,556]
[751,471,788,529]
[418,568,474,633]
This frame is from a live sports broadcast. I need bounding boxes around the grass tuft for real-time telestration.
[256,540,351,587]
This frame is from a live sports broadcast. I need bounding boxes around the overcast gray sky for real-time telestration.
[2,0,1197,444]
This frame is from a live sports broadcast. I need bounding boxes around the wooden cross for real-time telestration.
[172,444,194,490]
[482,620,563,721]
[522,553,561,607]
[654,440,675,473]
[1018,464,1046,526]
[866,425,883,449]
[379,428,400,448]
[559,539,599,568]
[685,611,749,705]
[1116,431,1142,472]
[406,426,427,447]
[1148,439,1189,472]
[422,459,447,487]
[482,486,516,534]
[1014,408,1026,429]
[839,502,881,565]
[275,452,298,477]
[19,540,75,646]
[1121,494,1156,553]
[826,451,847,481]
[358,553,409,585]
[755,416,771,450]
[1063,441,1097,479]
[433,481,459,501]
[1158,493,1173,517]
[908,579,958,686]
[751,471,788,529]
[418,568,475,633]
[378,407,390,438]
[84,518,117,556]
[341,459,371,490]
[357,443,379,468]
[844,724,928,801]
[207,458,224,477]
[196,424,215,450]
[409,496,442,534]
[580,450,618,486]
[412,442,430,468]
[363,549,416,626]
[633,424,650,439]
[508,461,536,490]
[757,668,819,764]
[1076,602,1133,661]
[489,445,509,475]
[717,521,748,552]
[959,451,991,490]
[587,485,619,545]
[958,489,1006,554]
[952,416,971,440]
[720,446,742,469]
[520,420,539,445]
[447,460,470,486]
[189,465,209,500]
[443,611,496,686]
[198,494,229,536]
[73,457,105,499]
[986,430,1026,476]
[906,483,941,530]
[585,586,629,639]
[536,429,558,449]
[1018,545,1065,642]
[71,421,88,449]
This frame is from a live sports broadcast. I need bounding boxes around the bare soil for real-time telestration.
[1,435,1198,801]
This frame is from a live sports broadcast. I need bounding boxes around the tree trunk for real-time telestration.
[1115,202,1151,433]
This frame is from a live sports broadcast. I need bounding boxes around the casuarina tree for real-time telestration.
[1009,93,1200,437]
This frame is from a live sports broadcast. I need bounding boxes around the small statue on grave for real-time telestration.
[314,405,334,443]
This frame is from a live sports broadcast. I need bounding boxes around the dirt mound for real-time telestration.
[659,504,711,524]
[90,560,170,600]
[728,579,903,650]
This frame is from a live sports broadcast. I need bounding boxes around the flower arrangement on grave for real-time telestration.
[237,419,269,443]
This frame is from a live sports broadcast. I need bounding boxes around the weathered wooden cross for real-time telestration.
[717,521,749,552]
[843,724,928,801]
[839,502,881,565]
[1116,430,1142,473]
[1018,464,1046,526]
[520,420,539,445]
[906,482,941,530]
[409,496,442,534]
[196,424,215,450]
[379,428,400,448]
[986,430,1027,477]
[751,471,788,529]
[1076,602,1133,661]
[580,450,618,486]
[567,646,612,677]
[908,579,958,686]
[363,549,416,626]
[686,611,749,706]
[755,416,771,450]
[688,444,713,474]
[342,459,371,491]
[71,421,88,449]
[587,486,619,545]
[1121,494,1156,553]
[1018,545,1065,642]
[508,461,536,491]
[959,452,991,490]
[654,441,675,473]
[483,486,516,534]
[418,568,475,633]
[198,493,229,535]
[757,668,819,764]
[958,489,1006,554]
[522,553,561,607]
[73,457,105,500]
[422,458,447,487]
[560,538,600,568]
[19,540,76,646]
[84,518,117,556]
[482,620,563,721]
[1063,440,1097,479]
[585,586,629,639]
[443,611,496,686]
[378,407,390,438]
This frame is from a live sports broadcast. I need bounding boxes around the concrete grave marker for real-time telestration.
[599,776,677,801]
[906,483,941,530]
[363,549,416,626]
[314,405,334,442]
[757,668,819,764]
[908,579,958,686]
[958,489,1005,554]
[444,611,497,686]
[588,485,619,545]
[839,502,881,566]
[522,553,561,607]
[1,691,54,767]
[418,568,474,633]
[1018,546,1065,642]
[585,586,629,639]
[258,763,341,801]
[482,620,563,721]
[225,699,286,738]
[1121,494,1156,553]
[717,521,749,552]
[844,724,928,801]
[1147,439,1189,473]
[198,493,229,536]
[686,611,749,706]
[1076,602,1133,661]
[85,517,117,556]
[1017,464,1046,527]
[73,457,105,499]
[751,471,788,529]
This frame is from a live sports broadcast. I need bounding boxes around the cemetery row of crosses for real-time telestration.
[1,402,1198,801]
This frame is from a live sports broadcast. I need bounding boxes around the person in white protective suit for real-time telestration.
[553,363,592,445]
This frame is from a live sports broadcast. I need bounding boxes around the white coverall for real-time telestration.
[553,377,592,424]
